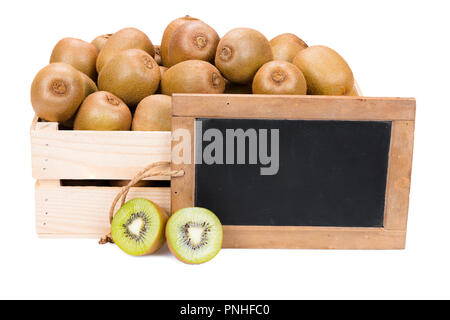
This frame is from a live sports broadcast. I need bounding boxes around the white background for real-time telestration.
[0,0,449,299]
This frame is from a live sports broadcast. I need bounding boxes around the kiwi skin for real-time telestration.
[98,49,161,106]
[50,38,98,80]
[293,45,354,95]
[91,34,113,52]
[167,20,220,67]
[161,15,199,67]
[31,63,86,122]
[252,61,307,95]
[74,91,132,131]
[132,95,172,131]
[215,28,273,84]
[96,27,155,73]
[154,45,162,65]
[161,60,225,95]
[270,33,308,62]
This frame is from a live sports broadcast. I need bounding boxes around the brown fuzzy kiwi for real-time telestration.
[161,60,225,95]
[154,45,162,65]
[293,45,354,95]
[215,28,273,84]
[167,20,219,67]
[61,73,98,129]
[270,33,308,62]
[161,15,199,67]
[50,38,98,81]
[96,28,155,73]
[74,91,132,131]
[252,61,307,95]
[31,63,86,122]
[132,95,172,131]
[98,49,160,106]
[91,34,113,52]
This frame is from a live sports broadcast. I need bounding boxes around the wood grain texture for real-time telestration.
[172,94,415,121]
[222,226,406,249]
[384,121,415,230]
[31,119,171,180]
[171,117,195,214]
[35,181,171,236]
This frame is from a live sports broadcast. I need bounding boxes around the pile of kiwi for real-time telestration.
[30,15,356,132]
[30,17,357,264]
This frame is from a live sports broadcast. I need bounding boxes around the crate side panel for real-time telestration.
[31,129,171,180]
[35,184,171,236]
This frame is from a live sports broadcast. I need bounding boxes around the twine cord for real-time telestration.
[99,161,184,245]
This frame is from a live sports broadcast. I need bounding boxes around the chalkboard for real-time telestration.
[194,118,392,228]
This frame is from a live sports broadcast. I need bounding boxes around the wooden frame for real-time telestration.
[171,94,415,249]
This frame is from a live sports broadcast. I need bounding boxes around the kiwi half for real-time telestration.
[215,28,273,84]
[132,95,172,131]
[96,27,155,73]
[161,60,225,95]
[252,61,307,95]
[166,207,223,264]
[270,33,308,62]
[50,38,98,80]
[167,20,219,67]
[111,198,168,256]
[98,49,160,106]
[293,45,354,95]
[31,63,86,122]
[161,15,199,67]
[74,91,131,131]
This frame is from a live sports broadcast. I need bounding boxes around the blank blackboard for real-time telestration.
[195,118,392,228]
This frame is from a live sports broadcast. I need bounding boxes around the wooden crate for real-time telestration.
[30,116,171,238]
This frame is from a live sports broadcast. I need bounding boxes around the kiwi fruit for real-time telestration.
[74,91,132,130]
[166,207,223,264]
[154,45,162,65]
[31,63,86,122]
[270,33,308,62]
[346,86,359,96]
[96,27,155,73]
[98,49,160,106]
[252,61,307,95]
[132,95,172,131]
[161,15,199,66]
[215,28,273,84]
[50,38,98,80]
[293,45,354,95]
[60,73,98,129]
[91,34,113,52]
[166,20,219,67]
[161,60,225,95]
[111,198,168,256]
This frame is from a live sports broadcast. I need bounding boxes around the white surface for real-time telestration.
[0,0,449,299]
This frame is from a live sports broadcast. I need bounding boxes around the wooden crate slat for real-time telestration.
[35,181,171,236]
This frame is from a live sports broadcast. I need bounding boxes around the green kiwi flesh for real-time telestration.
[31,63,86,122]
[111,198,168,256]
[252,61,307,95]
[161,60,225,95]
[167,20,219,67]
[50,37,98,80]
[96,27,155,73]
[270,33,308,62]
[166,207,223,264]
[132,95,172,131]
[293,45,354,95]
[98,49,160,106]
[215,28,273,84]
[74,91,131,130]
